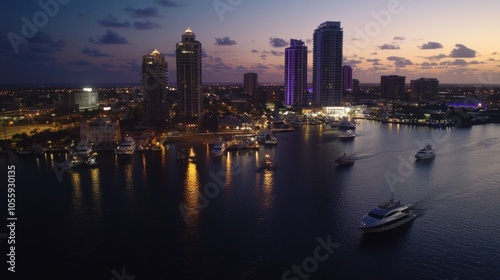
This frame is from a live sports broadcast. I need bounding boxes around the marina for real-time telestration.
[4,120,500,279]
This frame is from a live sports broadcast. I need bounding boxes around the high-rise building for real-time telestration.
[313,21,343,106]
[352,79,360,95]
[380,75,406,100]
[176,27,202,124]
[410,78,439,100]
[244,73,258,96]
[342,65,353,94]
[142,49,167,125]
[285,39,308,107]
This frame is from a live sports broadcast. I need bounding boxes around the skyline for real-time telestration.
[2,0,500,86]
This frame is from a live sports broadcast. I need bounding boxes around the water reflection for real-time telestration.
[183,161,201,227]
[71,170,82,213]
[225,152,232,187]
[90,167,102,216]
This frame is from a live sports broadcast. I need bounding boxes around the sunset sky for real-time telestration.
[2,0,500,86]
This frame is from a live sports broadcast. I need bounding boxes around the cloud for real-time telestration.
[251,49,259,53]
[124,7,162,18]
[214,36,237,46]
[419,62,438,69]
[387,56,413,67]
[120,61,141,72]
[441,59,468,66]
[393,36,406,40]
[82,47,113,57]
[270,50,283,56]
[98,15,131,28]
[419,41,443,50]
[366,58,381,65]
[89,30,128,44]
[29,32,65,49]
[253,63,269,70]
[423,53,447,61]
[68,59,93,67]
[133,20,161,30]
[269,37,288,48]
[379,44,400,50]
[155,0,183,7]
[343,59,362,66]
[260,54,267,60]
[449,44,476,58]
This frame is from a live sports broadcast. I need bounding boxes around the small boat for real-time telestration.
[264,134,278,145]
[211,141,227,157]
[414,144,435,160]
[188,147,196,162]
[338,118,356,130]
[151,144,162,152]
[335,154,354,167]
[176,151,186,160]
[17,147,33,155]
[358,195,416,234]
[265,154,272,168]
[116,136,136,157]
[339,130,356,141]
[74,140,92,155]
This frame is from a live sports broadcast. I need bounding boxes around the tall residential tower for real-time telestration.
[176,27,202,124]
[285,39,308,107]
[142,49,167,125]
[244,73,258,96]
[313,21,343,106]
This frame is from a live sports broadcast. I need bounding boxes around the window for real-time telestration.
[367,212,384,219]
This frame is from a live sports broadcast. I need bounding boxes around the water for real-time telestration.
[2,121,500,279]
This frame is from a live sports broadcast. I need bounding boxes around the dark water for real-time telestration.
[2,120,500,279]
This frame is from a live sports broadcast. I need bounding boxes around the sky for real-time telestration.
[1,0,500,86]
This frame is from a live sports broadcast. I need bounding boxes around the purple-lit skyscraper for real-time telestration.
[176,27,202,124]
[285,39,308,107]
[313,21,343,106]
[342,65,353,94]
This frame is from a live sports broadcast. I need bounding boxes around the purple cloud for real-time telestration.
[89,30,128,44]
[214,36,237,46]
[98,15,131,28]
[269,37,288,48]
[449,44,476,58]
[420,41,443,50]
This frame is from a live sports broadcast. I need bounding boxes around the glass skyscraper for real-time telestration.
[176,27,202,124]
[285,39,308,107]
[313,21,343,106]
[142,49,167,125]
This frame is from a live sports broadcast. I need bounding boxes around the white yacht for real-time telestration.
[264,134,279,145]
[414,144,435,160]
[339,130,356,140]
[75,140,92,155]
[339,118,356,129]
[358,196,416,234]
[211,141,227,157]
[116,136,136,157]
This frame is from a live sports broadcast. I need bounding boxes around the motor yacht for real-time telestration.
[335,154,354,167]
[358,196,416,234]
[211,141,227,157]
[75,140,92,156]
[339,130,356,141]
[116,136,136,157]
[414,144,435,160]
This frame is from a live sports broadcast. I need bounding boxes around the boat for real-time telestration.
[264,134,278,145]
[116,136,136,157]
[211,141,227,157]
[358,195,416,234]
[74,140,92,156]
[335,153,354,167]
[339,130,356,141]
[151,144,162,152]
[176,151,186,161]
[17,147,33,155]
[57,152,98,169]
[265,154,272,168]
[414,144,435,160]
[338,118,356,129]
[188,147,196,162]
